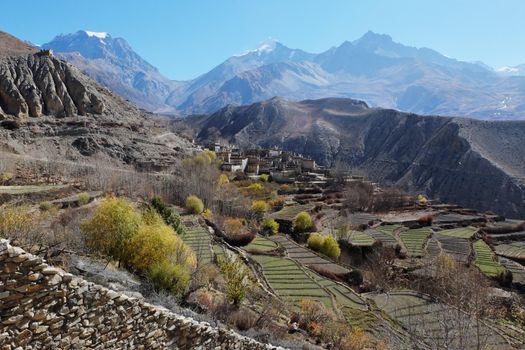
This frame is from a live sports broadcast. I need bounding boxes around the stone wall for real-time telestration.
[0,240,283,349]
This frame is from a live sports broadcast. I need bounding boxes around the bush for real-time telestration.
[39,201,54,212]
[251,200,268,213]
[307,233,341,258]
[223,217,244,235]
[307,233,324,251]
[148,260,192,296]
[218,256,251,305]
[202,208,213,220]
[417,213,434,226]
[322,235,341,258]
[81,197,142,265]
[293,211,313,233]
[218,174,229,186]
[259,174,269,182]
[261,218,279,235]
[77,192,90,206]
[0,205,39,242]
[186,195,204,214]
[130,222,195,271]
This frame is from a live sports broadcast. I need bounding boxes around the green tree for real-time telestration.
[186,195,204,214]
[294,211,313,232]
[321,235,341,258]
[81,197,142,266]
[261,218,279,235]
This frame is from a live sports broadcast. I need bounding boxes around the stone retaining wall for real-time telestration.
[0,240,283,349]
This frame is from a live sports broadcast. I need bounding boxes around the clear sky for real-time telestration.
[2,0,524,80]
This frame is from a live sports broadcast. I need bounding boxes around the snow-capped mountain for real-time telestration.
[43,30,182,113]
[45,30,525,120]
[497,64,525,76]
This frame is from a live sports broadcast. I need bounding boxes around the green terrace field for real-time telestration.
[244,235,279,252]
[366,290,510,349]
[366,227,399,247]
[399,228,432,257]
[344,230,376,247]
[473,240,506,277]
[305,270,368,310]
[437,226,478,239]
[251,254,334,309]
[269,235,349,275]
[494,242,525,260]
[269,203,315,221]
[377,224,405,235]
[180,226,213,264]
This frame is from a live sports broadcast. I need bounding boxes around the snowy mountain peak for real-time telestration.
[83,30,109,39]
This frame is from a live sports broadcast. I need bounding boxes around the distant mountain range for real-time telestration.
[42,30,525,120]
[181,96,525,218]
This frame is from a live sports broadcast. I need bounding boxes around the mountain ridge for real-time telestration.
[181,96,525,218]
[42,30,525,120]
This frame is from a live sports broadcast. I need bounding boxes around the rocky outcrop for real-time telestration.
[184,97,525,218]
[0,240,282,349]
[0,54,103,119]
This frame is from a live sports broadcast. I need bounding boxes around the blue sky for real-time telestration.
[3,0,524,80]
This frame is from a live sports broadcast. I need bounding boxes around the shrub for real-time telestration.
[77,192,90,206]
[322,235,341,258]
[261,218,279,235]
[417,194,428,205]
[307,233,341,258]
[251,200,268,213]
[186,195,204,214]
[202,208,213,220]
[148,260,192,296]
[307,233,324,251]
[259,174,269,182]
[268,196,285,209]
[130,222,195,271]
[0,205,39,242]
[246,183,264,193]
[223,217,244,235]
[218,256,251,305]
[224,231,256,247]
[218,174,230,186]
[81,197,142,265]
[293,211,313,233]
[417,213,434,226]
[39,201,54,212]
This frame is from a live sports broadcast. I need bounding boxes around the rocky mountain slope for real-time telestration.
[43,31,182,113]
[0,33,194,170]
[45,30,525,120]
[183,97,525,218]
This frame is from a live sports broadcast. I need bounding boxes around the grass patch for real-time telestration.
[473,240,506,277]
[399,228,432,257]
[344,230,376,247]
[0,184,69,194]
[438,227,477,239]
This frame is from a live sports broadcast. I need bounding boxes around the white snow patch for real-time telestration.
[84,31,109,39]
[235,38,278,57]
[496,66,519,74]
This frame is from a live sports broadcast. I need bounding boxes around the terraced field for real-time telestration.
[344,230,376,247]
[376,225,405,235]
[305,270,367,310]
[180,226,213,265]
[269,203,315,221]
[251,254,334,308]
[0,184,69,194]
[474,240,506,277]
[244,235,279,252]
[434,233,472,262]
[424,238,441,259]
[269,235,349,274]
[366,225,403,247]
[437,226,478,239]
[399,228,432,257]
[494,242,525,260]
[367,290,510,349]
[499,257,525,285]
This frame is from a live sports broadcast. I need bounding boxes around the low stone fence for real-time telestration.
[0,239,283,349]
